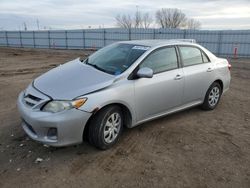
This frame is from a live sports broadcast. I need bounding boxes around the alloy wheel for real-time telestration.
[103,112,121,143]
[208,86,220,106]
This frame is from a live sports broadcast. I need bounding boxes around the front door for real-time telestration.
[134,46,184,122]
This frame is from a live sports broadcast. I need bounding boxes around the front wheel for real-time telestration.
[201,82,222,110]
[88,106,123,150]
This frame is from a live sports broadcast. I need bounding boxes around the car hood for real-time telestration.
[33,58,116,100]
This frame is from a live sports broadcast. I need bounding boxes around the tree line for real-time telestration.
[115,8,201,29]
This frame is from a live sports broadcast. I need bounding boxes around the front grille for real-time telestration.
[25,100,35,107]
[27,94,41,102]
[24,94,42,107]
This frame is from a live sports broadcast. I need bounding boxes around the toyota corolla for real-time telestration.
[17,40,231,149]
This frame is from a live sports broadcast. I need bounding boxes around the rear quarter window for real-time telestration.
[202,51,210,63]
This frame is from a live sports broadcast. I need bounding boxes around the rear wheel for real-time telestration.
[88,105,123,150]
[202,82,222,110]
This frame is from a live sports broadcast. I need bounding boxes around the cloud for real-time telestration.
[0,0,249,30]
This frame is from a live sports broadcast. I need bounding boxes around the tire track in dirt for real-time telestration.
[69,124,159,177]
[0,64,58,76]
[69,130,142,175]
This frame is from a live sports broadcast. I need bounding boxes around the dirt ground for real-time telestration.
[0,47,249,188]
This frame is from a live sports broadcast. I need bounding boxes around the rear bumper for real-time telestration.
[17,91,92,147]
[222,74,231,94]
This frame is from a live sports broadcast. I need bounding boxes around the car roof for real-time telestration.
[119,39,197,48]
[119,39,217,60]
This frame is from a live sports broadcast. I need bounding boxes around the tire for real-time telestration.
[201,82,222,110]
[88,105,123,150]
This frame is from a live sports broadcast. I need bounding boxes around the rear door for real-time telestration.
[134,46,184,122]
[178,46,215,104]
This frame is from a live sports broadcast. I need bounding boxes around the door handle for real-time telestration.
[207,67,213,72]
[174,74,183,80]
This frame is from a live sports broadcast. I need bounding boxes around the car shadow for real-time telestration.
[4,105,203,173]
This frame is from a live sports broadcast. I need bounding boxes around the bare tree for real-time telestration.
[115,14,133,29]
[115,8,200,29]
[115,11,152,29]
[155,8,186,28]
[142,13,153,28]
[186,18,201,29]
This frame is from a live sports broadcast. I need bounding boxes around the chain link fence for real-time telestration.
[1,28,250,57]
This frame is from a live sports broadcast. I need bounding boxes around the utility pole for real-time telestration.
[23,22,27,31]
[135,5,140,28]
[36,19,40,30]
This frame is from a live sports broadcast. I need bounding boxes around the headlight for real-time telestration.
[42,98,87,113]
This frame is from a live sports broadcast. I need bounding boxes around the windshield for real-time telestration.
[84,43,149,75]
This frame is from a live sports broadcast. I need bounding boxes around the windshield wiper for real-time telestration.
[85,59,113,74]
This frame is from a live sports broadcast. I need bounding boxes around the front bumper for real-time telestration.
[17,91,92,147]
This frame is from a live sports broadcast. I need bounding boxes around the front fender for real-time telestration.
[78,80,137,126]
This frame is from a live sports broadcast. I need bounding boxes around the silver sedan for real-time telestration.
[17,40,231,149]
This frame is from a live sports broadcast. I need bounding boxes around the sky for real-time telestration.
[0,0,250,30]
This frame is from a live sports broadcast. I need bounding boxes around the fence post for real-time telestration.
[217,31,223,56]
[65,30,68,49]
[82,30,85,49]
[19,31,23,47]
[48,30,51,48]
[183,29,187,39]
[33,31,36,48]
[153,29,156,39]
[5,31,9,47]
[103,29,106,47]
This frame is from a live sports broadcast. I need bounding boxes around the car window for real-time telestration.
[179,46,203,66]
[140,47,178,74]
[202,52,210,63]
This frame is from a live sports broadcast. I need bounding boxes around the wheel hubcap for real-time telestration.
[208,86,220,106]
[103,112,121,144]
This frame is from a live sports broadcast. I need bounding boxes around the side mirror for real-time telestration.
[137,67,153,78]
